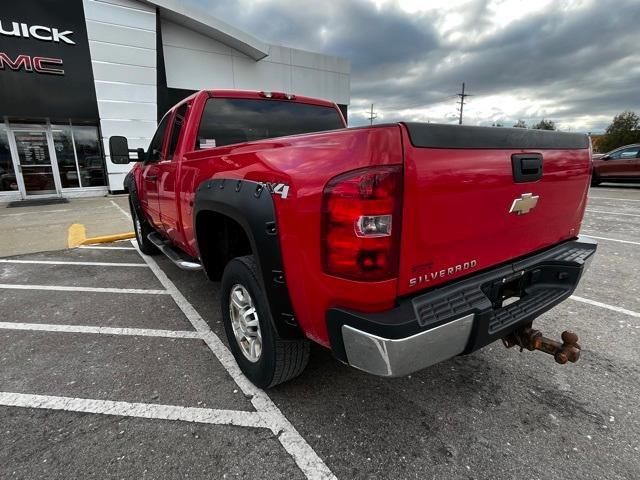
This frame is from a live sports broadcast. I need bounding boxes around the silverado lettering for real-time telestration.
[409,260,478,287]
[110,89,597,388]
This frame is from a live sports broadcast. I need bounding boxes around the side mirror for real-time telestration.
[601,155,611,161]
[109,136,131,164]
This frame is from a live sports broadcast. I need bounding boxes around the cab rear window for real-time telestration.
[196,98,344,149]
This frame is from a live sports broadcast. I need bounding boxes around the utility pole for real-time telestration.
[368,104,377,125]
[457,82,471,125]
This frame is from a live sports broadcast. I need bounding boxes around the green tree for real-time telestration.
[598,111,640,152]
[513,119,527,128]
[532,119,556,130]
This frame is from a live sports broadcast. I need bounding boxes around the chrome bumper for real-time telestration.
[341,314,474,377]
[330,237,597,378]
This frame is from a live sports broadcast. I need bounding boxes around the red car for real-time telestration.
[110,90,596,388]
[592,143,640,186]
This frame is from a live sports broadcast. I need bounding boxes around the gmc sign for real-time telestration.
[0,52,64,75]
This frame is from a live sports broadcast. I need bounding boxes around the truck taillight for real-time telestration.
[321,166,403,281]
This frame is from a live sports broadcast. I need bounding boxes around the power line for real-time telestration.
[457,82,472,125]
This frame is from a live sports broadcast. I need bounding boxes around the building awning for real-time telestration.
[144,0,269,60]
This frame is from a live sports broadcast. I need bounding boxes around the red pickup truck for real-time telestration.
[110,89,596,388]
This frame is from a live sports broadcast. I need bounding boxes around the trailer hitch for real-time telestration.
[502,325,581,364]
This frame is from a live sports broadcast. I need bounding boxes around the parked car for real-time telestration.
[592,143,640,186]
[110,89,596,388]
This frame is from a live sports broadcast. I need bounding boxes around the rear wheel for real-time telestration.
[129,197,158,255]
[591,174,601,187]
[221,255,310,388]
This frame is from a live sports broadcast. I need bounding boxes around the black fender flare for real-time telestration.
[124,172,148,225]
[123,171,135,193]
[193,178,302,339]
[123,172,139,213]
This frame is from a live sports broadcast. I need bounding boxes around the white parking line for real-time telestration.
[79,245,136,250]
[590,187,640,193]
[589,196,640,202]
[0,322,201,339]
[0,209,70,217]
[110,199,132,221]
[585,209,640,218]
[133,241,337,480]
[0,392,269,430]
[0,284,168,295]
[0,259,147,267]
[581,233,640,246]
[570,295,640,318]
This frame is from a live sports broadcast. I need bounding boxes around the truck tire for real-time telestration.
[221,255,310,388]
[129,197,158,255]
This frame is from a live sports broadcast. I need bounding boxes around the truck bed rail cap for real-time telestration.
[402,122,589,150]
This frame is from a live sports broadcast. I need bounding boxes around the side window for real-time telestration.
[619,147,640,159]
[147,113,171,162]
[608,147,639,160]
[167,103,189,160]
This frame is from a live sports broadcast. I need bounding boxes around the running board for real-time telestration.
[147,232,203,271]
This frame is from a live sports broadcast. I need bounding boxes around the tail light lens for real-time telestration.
[322,165,403,281]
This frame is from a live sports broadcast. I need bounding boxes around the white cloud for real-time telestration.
[186,0,640,132]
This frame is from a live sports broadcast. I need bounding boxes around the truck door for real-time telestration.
[158,101,190,243]
[140,113,171,229]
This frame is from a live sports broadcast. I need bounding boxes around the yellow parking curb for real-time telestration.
[67,223,135,247]
[81,232,136,245]
[67,224,87,248]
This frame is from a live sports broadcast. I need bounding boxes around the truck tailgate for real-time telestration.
[398,123,591,296]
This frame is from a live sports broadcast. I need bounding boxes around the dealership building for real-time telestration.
[0,0,350,201]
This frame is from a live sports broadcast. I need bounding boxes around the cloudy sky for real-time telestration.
[186,0,639,132]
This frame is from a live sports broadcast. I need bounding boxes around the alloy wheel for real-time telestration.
[229,284,262,362]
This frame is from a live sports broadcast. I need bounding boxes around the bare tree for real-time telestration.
[532,119,556,130]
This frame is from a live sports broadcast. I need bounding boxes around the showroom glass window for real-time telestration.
[52,125,80,188]
[72,126,106,187]
[0,124,17,192]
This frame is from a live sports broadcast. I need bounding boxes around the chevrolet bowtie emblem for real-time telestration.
[509,193,539,215]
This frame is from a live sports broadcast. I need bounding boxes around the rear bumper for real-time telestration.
[326,236,597,377]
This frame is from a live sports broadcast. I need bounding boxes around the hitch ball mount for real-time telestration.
[502,325,581,364]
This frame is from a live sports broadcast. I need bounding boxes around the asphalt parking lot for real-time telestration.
[0,185,638,480]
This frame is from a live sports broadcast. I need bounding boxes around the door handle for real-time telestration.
[146,175,157,181]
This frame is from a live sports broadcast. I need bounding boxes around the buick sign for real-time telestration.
[0,21,75,45]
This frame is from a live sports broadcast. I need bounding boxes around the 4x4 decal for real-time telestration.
[265,183,290,199]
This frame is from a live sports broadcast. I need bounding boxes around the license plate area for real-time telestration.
[483,271,526,309]
[482,264,580,334]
